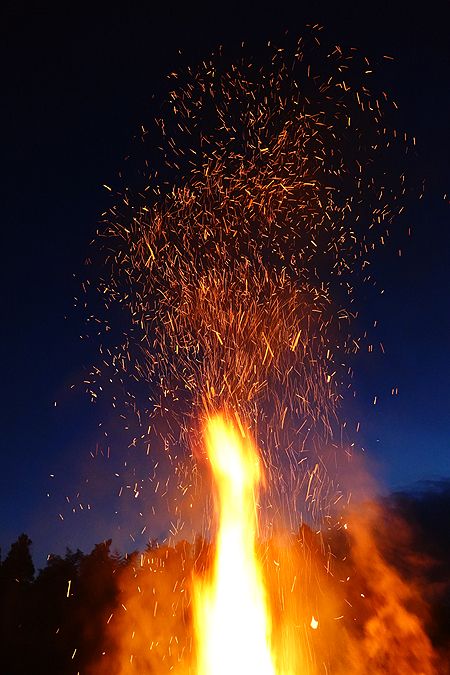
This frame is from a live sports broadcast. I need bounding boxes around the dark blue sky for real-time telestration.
[1,2,449,566]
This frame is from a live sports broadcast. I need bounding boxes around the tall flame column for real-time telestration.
[193,414,277,675]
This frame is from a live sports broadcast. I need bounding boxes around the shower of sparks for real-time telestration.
[78,28,439,675]
[84,29,411,534]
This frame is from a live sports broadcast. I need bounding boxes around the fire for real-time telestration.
[86,419,439,674]
[193,414,278,675]
[85,32,442,675]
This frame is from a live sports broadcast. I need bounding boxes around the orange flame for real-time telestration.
[193,414,278,675]
[87,419,439,674]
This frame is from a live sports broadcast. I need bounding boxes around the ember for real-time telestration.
[85,28,438,674]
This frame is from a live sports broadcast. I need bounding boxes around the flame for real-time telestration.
[87,421,438,675]
[87,455,440,674]
[193,414,278,675]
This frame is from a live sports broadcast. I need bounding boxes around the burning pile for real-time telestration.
[86,28,437,674]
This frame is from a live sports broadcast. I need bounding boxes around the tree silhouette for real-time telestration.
[0,534,35,674]
[0,533,34,585]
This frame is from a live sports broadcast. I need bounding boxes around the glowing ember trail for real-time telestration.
[193,415,278,675]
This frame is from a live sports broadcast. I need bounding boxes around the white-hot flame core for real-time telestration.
[193,415,277,675]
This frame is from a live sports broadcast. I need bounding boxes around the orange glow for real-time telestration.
[87,422,438,674]
[193,414,278,675]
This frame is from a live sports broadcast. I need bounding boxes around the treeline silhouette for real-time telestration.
[0,535,121,674]
[1,481,449,674]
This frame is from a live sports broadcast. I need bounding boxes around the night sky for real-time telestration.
[1,2,449,566]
